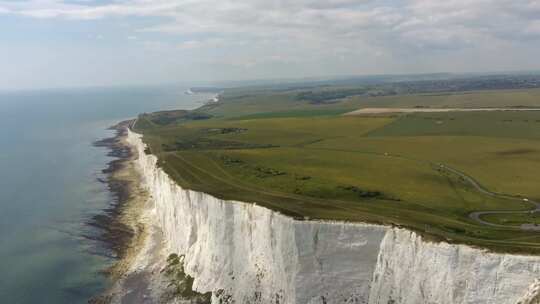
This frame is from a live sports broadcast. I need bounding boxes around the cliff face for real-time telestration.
[370,230,540,304]
[127,130,540,304]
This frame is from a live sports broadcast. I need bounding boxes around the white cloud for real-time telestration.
[0,0,180,20]
[2,0,540,87]
[3,0,537,47]
[524,20,540,36]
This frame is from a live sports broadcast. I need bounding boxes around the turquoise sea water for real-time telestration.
[0,86,211,304]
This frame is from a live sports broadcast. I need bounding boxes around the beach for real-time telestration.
[90,122,172,304]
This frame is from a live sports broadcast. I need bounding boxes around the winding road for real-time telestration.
[304,144,540,231]
[440,164,540,231]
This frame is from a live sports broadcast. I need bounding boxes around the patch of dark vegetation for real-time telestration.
[338,185,401,201]
[162,138,276,151]
[161,254,211,303]
[220,156,287,179]
[441,225,467,235]
[254,166,286,178]
[295,175,312,181]
[309,99,341,105]
[141,110,212,126]
[205,127,248,134]
[296,88,370,104]
[495,148,537,156]
[220,155,245,165]
[338,185,383,199]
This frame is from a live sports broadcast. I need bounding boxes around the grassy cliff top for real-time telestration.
[134,85,540,254]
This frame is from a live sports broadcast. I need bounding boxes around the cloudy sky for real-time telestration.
[1,0,540,90]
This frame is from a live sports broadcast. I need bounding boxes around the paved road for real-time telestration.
[441,165,540,231]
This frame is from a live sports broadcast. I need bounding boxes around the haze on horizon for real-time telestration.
[1,0,540,90]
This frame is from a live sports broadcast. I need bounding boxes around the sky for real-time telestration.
[1,0,540,90]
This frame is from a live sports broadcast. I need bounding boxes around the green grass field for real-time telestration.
[134,87,540,253]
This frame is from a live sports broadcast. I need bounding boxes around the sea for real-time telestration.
[0,85,213,304]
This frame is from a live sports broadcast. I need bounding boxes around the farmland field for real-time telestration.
[134,87,540,253]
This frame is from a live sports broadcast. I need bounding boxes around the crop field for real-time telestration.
[134,87,540,253]
[201,88,540,118]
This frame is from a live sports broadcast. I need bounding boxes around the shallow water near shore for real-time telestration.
[0,86,212,304]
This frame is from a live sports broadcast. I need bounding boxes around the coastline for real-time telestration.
[90,121,186,303]
[88,90,225,303]
[89,121,153,303]
[125,128,540,303]
[88,110,540,303]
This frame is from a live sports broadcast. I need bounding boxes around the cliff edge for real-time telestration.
[124,129,540,304]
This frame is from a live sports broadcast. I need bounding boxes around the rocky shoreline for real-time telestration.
[90,121,135,259]
[88,120,151,303]
[88,120,184,304]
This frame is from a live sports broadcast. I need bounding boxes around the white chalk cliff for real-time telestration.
[127,129,540,304]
